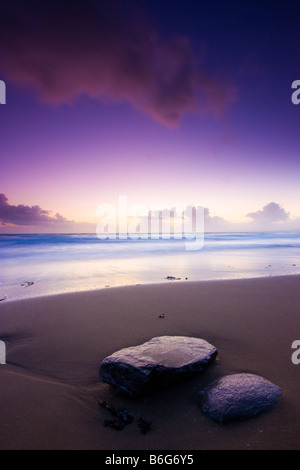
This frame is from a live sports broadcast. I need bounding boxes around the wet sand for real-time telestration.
[0,275,300,450]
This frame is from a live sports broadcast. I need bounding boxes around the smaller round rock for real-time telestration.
[198,373,282,423]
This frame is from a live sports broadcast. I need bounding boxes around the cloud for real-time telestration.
[247,202,290,224]
[0,193,95,233]
[0,0,236,127]
[2,194,297,234]
[0,193,68,227]
[204,207,233,231]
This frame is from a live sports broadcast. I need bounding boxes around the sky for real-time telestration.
[0,0,299,233]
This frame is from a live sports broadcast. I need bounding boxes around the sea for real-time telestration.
[0,231,300,302]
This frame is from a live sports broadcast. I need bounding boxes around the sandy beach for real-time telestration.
[0,275,300,450]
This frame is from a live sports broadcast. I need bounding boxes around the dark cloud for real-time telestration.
[0,0,236,127]
[247,202,290,223]
[0,193,97,233]
[0,193,68,226]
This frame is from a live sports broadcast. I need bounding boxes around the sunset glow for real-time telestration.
[0,1,299,233]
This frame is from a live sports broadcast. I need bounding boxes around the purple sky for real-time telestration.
[0,0,299,233]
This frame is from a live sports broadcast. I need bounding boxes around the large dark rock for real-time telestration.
[100,336,218,397]
[198,373,282,423]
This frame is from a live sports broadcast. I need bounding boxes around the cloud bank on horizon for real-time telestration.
[0,194,298,234]
[0,0,236,127]
[0,194,94,233]
[247,202,290,224]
